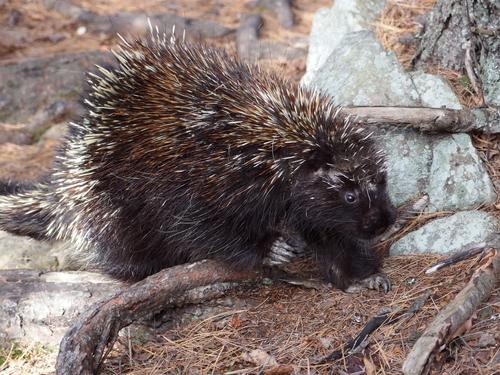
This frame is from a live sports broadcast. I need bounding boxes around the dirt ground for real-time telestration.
[0,0,498,374]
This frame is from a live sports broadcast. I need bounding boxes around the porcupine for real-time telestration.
[0,30,396,291]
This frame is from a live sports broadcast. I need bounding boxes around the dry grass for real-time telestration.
[2,254,497,374]
[375,0,435,69]
[0,343,56,375]
[97,255,499,374]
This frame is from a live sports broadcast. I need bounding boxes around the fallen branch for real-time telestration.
[55,260,259,375]
[425,242,487,274]
[402,248,500,375]
[341,106,500,134]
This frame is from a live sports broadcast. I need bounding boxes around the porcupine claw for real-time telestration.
[263,236,306,267]
[345,273,391,294]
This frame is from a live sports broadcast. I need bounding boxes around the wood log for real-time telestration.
[0,270,121,347]
[0,267,252,350]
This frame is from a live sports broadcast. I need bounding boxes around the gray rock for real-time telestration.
[305,32,463,110]
[427,134,497,211]
[0,51,112,123]
[390,210,499,255]
[302,0,386,85]
[377,128,432,206]
[0,231,71,271]
[307,31,419,106]
[472,107,500,134]
[410,71,462,109]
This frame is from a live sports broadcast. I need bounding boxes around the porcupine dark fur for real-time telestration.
[0,30,396,290]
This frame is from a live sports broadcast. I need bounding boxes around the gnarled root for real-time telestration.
[55,260,259,375]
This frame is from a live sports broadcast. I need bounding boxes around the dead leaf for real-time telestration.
[477,333,496,348]
[241,349,278,367]
[363,356,376,375]
[229,316,243,329]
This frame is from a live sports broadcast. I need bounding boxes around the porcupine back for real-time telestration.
[0,31,385,281]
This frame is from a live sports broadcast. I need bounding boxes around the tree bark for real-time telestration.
[413,0,500,106]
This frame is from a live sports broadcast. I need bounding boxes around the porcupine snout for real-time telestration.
[361,204,397,237]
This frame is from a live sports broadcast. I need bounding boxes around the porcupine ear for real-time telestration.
[300,147,331,173]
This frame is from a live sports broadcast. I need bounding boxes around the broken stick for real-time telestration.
[402,249,500,375]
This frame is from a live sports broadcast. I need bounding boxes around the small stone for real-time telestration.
[76,25,87,35]
[262,277,273,286]
[319,337,332,349]
[404,277,417,286]
[48,33,66,43]
[8,9,22,26]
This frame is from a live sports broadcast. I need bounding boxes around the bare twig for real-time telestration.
[55,260,259,375]
[341,106,500,134]
[425,243,487,274]
[402,249,500,375]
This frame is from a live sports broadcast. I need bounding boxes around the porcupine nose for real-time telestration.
[362,207,394,237]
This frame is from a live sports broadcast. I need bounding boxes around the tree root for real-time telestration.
[55,260,259,375]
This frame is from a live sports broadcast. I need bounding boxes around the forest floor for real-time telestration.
[0,0,498,374]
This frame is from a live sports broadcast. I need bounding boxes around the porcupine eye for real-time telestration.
[344,191,357,204]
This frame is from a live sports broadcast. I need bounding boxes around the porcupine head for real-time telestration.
[0,29,396,286]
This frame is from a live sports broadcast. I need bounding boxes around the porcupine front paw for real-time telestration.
[345,273,391,294]
[263,235,306,267]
